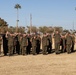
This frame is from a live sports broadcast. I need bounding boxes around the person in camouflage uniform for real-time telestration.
[71,33,75,52]
[36,34,41,54]
[14,33,20,55]
[47,33,52,54]
[61,32,66,53]
[22,33,28,55]
[18,33,23,55]
[66,32,72,54]
[42,33,48,55]
[6,32,14,56]
[53,31,61,54]
[31,35,37,55]
[13,33,18,54]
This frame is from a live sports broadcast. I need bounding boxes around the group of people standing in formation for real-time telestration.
[0,30,75,56]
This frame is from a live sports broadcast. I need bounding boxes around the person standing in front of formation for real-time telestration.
[53,30,61,54]
[22,33,28,55]
[65,32,72,54]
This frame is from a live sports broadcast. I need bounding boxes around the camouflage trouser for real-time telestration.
[32,46,36,55]
[8,45,13,55]
[66,44,71,53]
[55,43,60,53]
[19,45,22,54]
[22,46,27,55]
[42,46,47,54]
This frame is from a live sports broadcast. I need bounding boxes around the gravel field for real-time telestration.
[0,52,76,75]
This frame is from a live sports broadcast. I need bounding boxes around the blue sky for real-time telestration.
[0,0,76,30]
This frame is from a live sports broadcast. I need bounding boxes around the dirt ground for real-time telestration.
[0,52,76,75]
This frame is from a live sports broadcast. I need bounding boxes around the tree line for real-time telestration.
[0,17,76,34]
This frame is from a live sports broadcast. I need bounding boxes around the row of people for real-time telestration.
[0,31,75,56]
[2,32,41,56]
[54,31,75,54]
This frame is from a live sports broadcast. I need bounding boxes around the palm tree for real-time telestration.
[14,4,21,32]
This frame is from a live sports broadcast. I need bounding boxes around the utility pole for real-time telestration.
[30,14,32,34]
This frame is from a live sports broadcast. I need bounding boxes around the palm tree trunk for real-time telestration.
[16,9,19,32]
